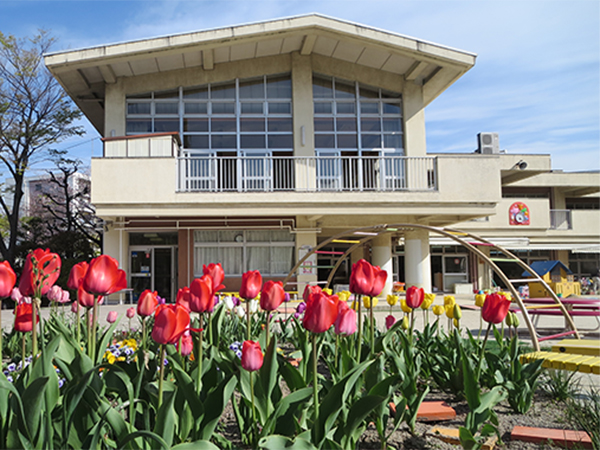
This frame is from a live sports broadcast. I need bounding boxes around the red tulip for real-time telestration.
[126,307,136,319]
[405,286,425,309]
[82,255,127,296]
[176,286,191,312]
[177,331,194,356]
[19,248,61,297]
[189,275,214,313]
[67,261,89,290]
[260,280,285,311]
[14,302,38,332]
[481,293,512,324]
[77,285,99,308]
[241,340,263,372]
[385,314,396,330]
[349,259,375,296]
[137,290,158,317]
[303,284,322,302]
[239,270,262,301]
[334,301,357,335]
[0,261,16,298]
[203,263,226,296]
[369,266,388,297]
[107,311,118,323]
[151,304,190,345]
[303,291,339,334]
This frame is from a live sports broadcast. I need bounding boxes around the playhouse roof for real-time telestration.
[522,260,573,277]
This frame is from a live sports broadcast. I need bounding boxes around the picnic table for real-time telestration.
[511,297,600,332]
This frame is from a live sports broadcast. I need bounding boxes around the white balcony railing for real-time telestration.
[176,154,437,193]
[550,209,572,230]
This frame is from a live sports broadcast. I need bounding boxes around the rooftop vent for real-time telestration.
[475,132,499,154]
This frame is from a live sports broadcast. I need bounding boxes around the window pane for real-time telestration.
[383,102,401,115]
[268,102,291,114]
[154,118,179,132]
[359,86,379,99]
[268,118,292,132]
[271,230,293,241]
[313,76,333,98]
[314,102,333,114]
[222,247,243,275]
[184,118,208,132]
[336,102,355,114]
[266,76,292,98]
[383,118,401,132]
[155,90,179,100]
[337,134,358,148]
[247,230,271,242]
[183,86,208,99]
[361,102,379,114]
[211,83,235,99]
[219,230,239,242]
[129,92,152,99]
[271,247,293,274]
[211,134,236,149]
[211,118,236,132]
[184,103,208,114]
[315,134,335,148]
[361,134,381,149]
[334,81,355,99]
[211,102,235,114]
[336,118,357,132]
[155,102,179,115]
[127,102,151,115]
[126,119,152,134]
[194,247,219,274]
[241,135,266,149]
[184,135,209,149]
[241,102,264,114]
[240,118,265,132]
[195,230,219,242]
[239,79,264,99]
[361,118,381,132]
[384,134,403,149]
[247,247,270,273]
[268,134,293,149]
[314,118,334,132]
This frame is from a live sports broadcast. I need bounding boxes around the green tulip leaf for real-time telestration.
[259,435,317,450]
[171,439,221,450]
[198,376,237,441]
[153,389,177,447]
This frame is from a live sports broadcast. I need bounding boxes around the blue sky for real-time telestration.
[1,0,598,173]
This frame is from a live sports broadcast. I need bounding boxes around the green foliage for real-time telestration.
[566,388,600,450]
[541,369,581,402]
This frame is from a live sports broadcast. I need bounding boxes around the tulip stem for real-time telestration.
[197,314,203,394]
[32,300,38,359]
[158,344,165,407]
[476,322,492,381]
[266,313,271,349]
[91,297,98,362]
[250,371,257,445]
[207,312,212,346]
[21,333,26,366]
[76,307,81,348]
[312,333,319,419]
[356,296,362,361]
[409,310,415,345]
[369,300,374,354]
[86,308,92,358]
[246,299,251,341]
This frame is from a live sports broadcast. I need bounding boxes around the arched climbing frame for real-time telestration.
[284,223,580,352]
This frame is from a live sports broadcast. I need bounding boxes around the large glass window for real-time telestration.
[193,229,295,276]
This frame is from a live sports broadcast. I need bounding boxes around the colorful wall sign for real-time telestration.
[509,202,530,225]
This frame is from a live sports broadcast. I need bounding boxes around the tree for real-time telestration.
[0,30,83,266]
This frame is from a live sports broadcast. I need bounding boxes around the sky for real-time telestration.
[0,0,598,174]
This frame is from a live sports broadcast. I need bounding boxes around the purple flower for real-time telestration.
[157,296,166,305]
[232,296,241,307]
[284,293,291,302]
[296,302,306,314]
[213,295,220,306]
[58,379,65,388]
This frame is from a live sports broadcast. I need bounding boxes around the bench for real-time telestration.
[520,339,600,374]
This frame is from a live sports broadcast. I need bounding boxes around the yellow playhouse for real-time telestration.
[523,260,581,298]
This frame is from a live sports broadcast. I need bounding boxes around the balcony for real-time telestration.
[550,209,572,230]
[176,154,437,193]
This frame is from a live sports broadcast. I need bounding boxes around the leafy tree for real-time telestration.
[0,30,83,266]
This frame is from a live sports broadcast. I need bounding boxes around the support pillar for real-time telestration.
[404,228,432,292]
[371,234,394,298]
[476,246,493,291]
[295,229,318,300]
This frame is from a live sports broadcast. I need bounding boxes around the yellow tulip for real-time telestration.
[350,300,359,311]
[337,291,350,302]
[445,304,454,319]
[421,293,435,310]
[432,305,444,316]
[400,299,413,314]
[444,295,456,307]
[322,288,333,295]
[475,294,486,308]
[453,318,460,328]
[499,291,512,301]
[363,296,379,309]
[387,294,399,306]
[401,316,409,330]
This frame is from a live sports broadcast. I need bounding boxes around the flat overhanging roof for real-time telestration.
[44,14,476,134]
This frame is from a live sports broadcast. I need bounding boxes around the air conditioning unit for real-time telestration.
[476,132,500,154]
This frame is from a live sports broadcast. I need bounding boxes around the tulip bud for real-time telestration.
[401,316,409,330]
[512,312,520,328]
[107,311,118,324]
[453,318,459,328]
[126,307,136,319]
[71,301,79,313]
[445,304,454,319]
[453,304,462,320]
[400,299,412,314]
[505,311,513,327]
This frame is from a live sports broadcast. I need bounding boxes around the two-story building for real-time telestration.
[45,14,599,301]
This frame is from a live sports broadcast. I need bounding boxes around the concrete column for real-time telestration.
[476,246,493,291]
[295,229,318,299]
[102,217,129,303]
[371,234,394,298]
[404,228,431,291]
[104,79,126,137]
[403,82,426,158]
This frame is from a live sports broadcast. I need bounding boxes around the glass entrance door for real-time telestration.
[443,255,469,291]
[130,247,176,303]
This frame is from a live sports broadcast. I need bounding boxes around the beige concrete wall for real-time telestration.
[458,198,551,231]
[102,220,129,303]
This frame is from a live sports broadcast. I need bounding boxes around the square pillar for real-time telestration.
[371,233,394,298]
[404,228,431,292]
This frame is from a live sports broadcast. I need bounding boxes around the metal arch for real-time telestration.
[285,223,581,351]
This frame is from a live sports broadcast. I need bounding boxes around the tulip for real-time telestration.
[432,305,444,316]
[260,281,285,311]
[176,287,191,312]
[362,295,379,309]
[475,293,486,308]
[19,248,61,297]
[322,288,333,295]
[71,301,79,313]
[126,307,136,319]
[303,284,322,302]
[422,293,435,310]
[334,301,357,335]
[107,311,118,324]
[385,314,396,330]
[405,286,424,309]
[368,265,387,297]
[400,299,412,314]
[444,295,456,307]
[387,294,398,307]
[235,305,246,318]
[14,302,37,332]
[349,259,374,296]
[151,304,190,345]
[481,293,511,324]
[296,301,306,314]
[82,255,127,296]
[445,304,454,319]
[401,316,409,330]
[302,291,339,334]
[0,261,16,298]
[240,270,262,301]
[177,331,194,357]
[189,275,213,313]
[67,261,89,290]
[135,289,157,317]
[77,285,97,308]
[203,263,226,296]
[10,287,22,303]
[223,296,235,311]
[337,290,350,302]
[241,340,264,372]
[249,299,259,314]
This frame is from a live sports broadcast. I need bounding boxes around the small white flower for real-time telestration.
[235,305,246,318]
[249,299,259,314]
[224,296,234,311]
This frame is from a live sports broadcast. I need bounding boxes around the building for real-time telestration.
[44,14,600,302]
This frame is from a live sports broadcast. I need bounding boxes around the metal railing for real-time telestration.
[177,154,437,193]
[550,209,572,230]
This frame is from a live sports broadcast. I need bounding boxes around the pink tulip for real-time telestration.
[405,286,425,309]
[107,311,118,323]
[11,287,22,303]
[334,301,357,335]
[71,301,79,313]
[177,331,194,356]
[126,307,136,319]
[385,314,396,330]
[241,340,263,372]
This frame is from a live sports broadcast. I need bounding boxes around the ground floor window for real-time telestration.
[569,252,600,278]
[194,229,295,277]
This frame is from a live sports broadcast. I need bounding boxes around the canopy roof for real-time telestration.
[522,260,573,277]
[44,14,476,134]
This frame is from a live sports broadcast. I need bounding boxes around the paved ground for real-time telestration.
[2,293,598,388]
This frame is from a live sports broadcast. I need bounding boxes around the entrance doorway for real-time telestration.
[130,246,177,303]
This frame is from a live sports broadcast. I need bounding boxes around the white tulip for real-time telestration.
[224,296,235,311]
[235,305,246,318]
[249,299,259,314]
